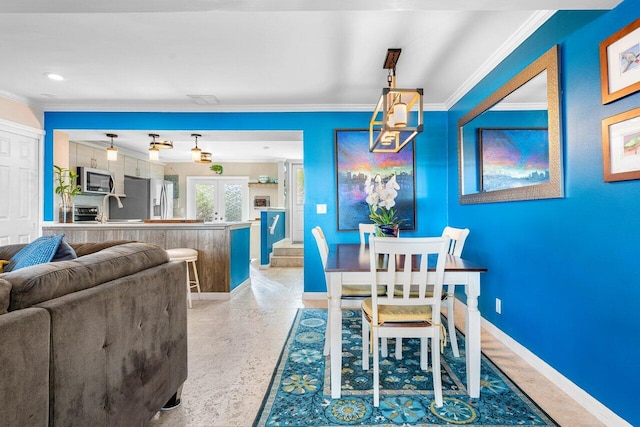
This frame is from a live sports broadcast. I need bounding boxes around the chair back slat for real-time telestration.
[442,226,470,257]
[369,236,450,325]
[359,223,376,246]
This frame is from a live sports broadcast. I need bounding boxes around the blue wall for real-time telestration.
[448,3,639,424]
[43,110,448,295]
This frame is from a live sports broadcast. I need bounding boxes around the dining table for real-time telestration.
[324,242,487,399]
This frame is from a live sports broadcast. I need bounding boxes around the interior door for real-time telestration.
[290,163,304,243]
[186,176,249,222]
[0,127,40,245]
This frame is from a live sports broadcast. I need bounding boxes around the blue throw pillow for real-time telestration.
[5,235,65,272]
[51,240,77,262]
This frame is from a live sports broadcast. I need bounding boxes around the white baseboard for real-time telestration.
[457,301,631,426]
[302,292,327,300]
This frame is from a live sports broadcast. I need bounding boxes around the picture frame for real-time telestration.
[600,18,640,104]
[254,196,270,208]
[478,128,549,192]
[334,129,415,231]
[602,106,640,182]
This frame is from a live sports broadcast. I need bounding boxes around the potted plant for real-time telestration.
[364,174,404,237]
[54,165,81,223]
[210,164,223,175]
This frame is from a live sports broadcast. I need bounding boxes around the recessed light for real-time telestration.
[44,73,64,81]
[263,146,270,150]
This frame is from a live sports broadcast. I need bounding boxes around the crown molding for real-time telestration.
[444,10,556,109]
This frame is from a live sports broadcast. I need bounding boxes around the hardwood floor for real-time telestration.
[148,261,603,427]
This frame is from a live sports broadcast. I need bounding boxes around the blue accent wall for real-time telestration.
[230,226,250,290]
[260,209,286,266]
[448,3,639,424]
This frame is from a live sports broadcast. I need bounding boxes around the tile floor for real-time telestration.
[148,262,603,427]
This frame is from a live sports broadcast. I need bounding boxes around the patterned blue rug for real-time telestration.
[254,308,557,426]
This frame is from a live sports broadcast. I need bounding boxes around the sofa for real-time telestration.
[0,240,187,426]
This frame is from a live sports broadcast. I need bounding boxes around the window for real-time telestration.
[186,176,249,222]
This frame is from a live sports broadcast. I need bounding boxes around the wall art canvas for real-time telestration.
[600,18,640,104]
[602,106,640,182]
[479,128,549,192]
[335,129,415,231]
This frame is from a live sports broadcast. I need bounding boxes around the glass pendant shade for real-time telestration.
[149,145,160,161]
[106,146,118,161]
[191,147,202,161]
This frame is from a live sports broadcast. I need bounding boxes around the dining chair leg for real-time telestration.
[432,334,443,407]
[381,337,388,358]
[446,293,460,357]
[372,327,380,407]
[395,338,403,360]
[324,304,331,356]
[362,313,370,370]
[420,337,428,370]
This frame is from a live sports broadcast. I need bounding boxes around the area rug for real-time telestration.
[253,308,557,426]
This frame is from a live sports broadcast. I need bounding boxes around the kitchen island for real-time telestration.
[42,221,251,296]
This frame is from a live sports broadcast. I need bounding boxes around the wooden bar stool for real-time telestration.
[166,248,201,308]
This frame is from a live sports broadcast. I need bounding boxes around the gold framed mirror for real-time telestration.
[457,45,563,204]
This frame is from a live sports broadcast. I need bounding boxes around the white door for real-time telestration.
[290,163,304,243]
[186,176,249,222]
[0,125,41,245]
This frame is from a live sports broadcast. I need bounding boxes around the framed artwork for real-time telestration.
[334,129,415,231]
[254,196,270,208]
[478,128,549,193]
[602,106,640,182]
[600,18,640,104]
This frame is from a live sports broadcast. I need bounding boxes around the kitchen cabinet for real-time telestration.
[124,157,150,178]
[75,143,108,171]
[108,156,125,194]
[150,162,165,180]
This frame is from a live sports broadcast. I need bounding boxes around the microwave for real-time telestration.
[77,167,114,195]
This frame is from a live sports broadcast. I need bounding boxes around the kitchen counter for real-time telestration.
[42,221,251,295]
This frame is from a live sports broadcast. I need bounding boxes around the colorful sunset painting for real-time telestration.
[479,128,549,192]
[335,129,415,231]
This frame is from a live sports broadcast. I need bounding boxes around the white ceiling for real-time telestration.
[0,0,619,161]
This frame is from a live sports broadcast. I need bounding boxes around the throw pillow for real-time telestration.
[51,239,77,262]
[4,234,65,272]
[0,260,9,274]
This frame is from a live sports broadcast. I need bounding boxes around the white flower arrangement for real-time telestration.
[364,174,404,227]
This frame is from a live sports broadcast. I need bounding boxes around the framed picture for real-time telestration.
[600,18,640,104]
[602,107,640,182]
[478,128,549,193]
[254,196,270,208]
[334,129,415,231]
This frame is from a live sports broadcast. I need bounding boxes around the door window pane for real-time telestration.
[224,184,243,222]
[196,183,215,222]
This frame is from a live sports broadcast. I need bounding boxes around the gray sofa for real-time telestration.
[0,240,188,426]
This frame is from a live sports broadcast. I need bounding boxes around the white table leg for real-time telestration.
[465,272,481,398]
[328,272,343,399]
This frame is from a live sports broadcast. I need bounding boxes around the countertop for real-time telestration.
[43,221,251,230]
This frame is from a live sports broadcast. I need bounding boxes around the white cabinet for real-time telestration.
[75,143,108,170]
[124,157,150,178]
[108,156,125,194]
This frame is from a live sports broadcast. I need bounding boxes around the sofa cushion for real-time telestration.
[70,240,135,258]
[5,242,169,311]
[5,235,64,272]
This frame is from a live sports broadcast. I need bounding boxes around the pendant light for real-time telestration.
[191,133,202,162]
[106,133,118,161]
[196,151,212,163]
[369,48,423,153]
[148,134,160,161]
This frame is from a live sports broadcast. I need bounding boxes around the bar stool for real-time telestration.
[166,248,201,308]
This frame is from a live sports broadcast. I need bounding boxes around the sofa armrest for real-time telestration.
[0,308,50,426]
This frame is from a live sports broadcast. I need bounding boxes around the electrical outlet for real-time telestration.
[495,298,502,314]
[316,204,327,214]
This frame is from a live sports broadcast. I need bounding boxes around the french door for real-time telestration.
[186,176,249,222]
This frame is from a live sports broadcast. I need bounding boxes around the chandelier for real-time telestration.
[369,48,423,153]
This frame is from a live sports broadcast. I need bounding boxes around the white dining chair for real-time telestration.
[361,235,449,407]
[312,225,385,356]
[358,223,376,245]
[391,226,470,359]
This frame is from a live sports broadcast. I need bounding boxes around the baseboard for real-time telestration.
[231,278,251,293]
[457,301,631,426]
[302,292,327,300]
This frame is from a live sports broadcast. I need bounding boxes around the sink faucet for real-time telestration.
[100,194,124,223]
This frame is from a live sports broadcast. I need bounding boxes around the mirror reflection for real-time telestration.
[458,45,563,204]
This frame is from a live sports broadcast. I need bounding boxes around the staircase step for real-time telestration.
[270,255,304,267]
[273,247,304,257]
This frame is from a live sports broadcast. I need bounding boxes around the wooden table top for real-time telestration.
[325,243,487,273]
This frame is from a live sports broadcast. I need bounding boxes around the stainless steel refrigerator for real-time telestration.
[110,176,173,220]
